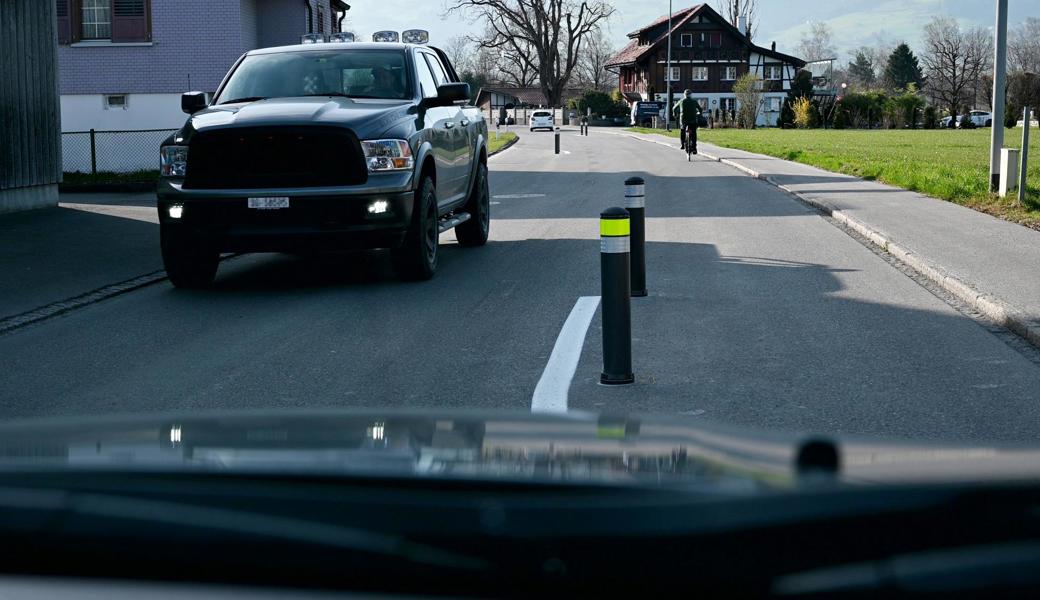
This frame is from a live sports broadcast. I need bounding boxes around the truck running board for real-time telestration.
[438,212,471,233]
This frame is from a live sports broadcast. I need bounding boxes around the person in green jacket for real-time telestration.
[673,89,703,154]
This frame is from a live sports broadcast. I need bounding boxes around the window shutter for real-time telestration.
[56,0,72,44]
[111,0,151,42]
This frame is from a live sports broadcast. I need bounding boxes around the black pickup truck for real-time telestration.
[157,42,489,287]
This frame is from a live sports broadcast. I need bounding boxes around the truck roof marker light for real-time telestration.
[330,32,355,43]
[372,30,399,43]
[402,29,429,44]
[301,33,326,44]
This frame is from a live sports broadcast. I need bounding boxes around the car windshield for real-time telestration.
[9,2,1040,593]
[216,49,412,102]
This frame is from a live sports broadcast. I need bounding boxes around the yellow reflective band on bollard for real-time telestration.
[599,218,630,237]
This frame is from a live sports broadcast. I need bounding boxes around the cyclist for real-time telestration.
[673,89,703,155]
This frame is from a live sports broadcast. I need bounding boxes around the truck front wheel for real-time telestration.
[160,227,220,289]
[392,175,438,280]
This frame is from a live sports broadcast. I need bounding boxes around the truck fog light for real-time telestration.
[367,200,389,214]
[168,204,184,219]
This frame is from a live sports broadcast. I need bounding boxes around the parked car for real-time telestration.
[940,115,954,129]
[961,110,992,128]
[530,110,555,131]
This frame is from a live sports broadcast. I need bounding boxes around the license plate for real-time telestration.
[247,197,290,210]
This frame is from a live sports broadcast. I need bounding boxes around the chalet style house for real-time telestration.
[606,3,805,127]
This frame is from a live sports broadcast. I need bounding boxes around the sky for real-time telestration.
[346,0,1040,62]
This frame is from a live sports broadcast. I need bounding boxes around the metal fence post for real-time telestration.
[89,128,97,179]
[600,207,634,385]
[625,177,647,297]
[1020,106,1031,205]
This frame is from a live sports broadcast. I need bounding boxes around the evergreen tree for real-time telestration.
[788,70,814,100]
[847,51,876,87]
[884,43,925,91]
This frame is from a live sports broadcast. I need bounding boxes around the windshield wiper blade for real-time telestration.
[218,96,267,105]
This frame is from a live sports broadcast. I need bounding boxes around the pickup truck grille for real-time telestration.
[183,126,367,189]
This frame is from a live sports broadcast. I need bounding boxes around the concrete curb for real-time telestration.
[611,130,1040,349]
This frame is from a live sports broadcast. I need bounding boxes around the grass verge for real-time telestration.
[488,132,518,155]
[627,127,1040,229]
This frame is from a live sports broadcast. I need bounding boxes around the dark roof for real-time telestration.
[607,3,806,69]
[626,4,702,37]
[476,86,583,107]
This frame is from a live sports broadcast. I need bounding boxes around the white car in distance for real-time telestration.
[530,111,555,131]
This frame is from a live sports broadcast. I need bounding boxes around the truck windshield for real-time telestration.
[216,49,411,103]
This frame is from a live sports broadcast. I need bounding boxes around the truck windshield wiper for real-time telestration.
[218,96,267,105]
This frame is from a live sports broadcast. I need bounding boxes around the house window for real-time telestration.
[666,66,681,82]
[722,66,737,81]
[709,33,722,48]
[81,0,111,39]
[765,65,783,80]
[680,34,693,47]
[764,97,782,111]
[104,94,127,110]
[58,0,152,44]
[692,66,708,81]
[720,98,736,111]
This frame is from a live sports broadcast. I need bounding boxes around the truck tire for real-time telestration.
[160,228,219,289]
[392,175,438,280]
[456,162,490,247]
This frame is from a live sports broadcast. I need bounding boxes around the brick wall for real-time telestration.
[58,0,247,94]
[256,0,305,48]
[240,0,259,50]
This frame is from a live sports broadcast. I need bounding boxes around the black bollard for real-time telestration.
[600,207,634,385]
[625,177,647,297]
[555,129,561,154]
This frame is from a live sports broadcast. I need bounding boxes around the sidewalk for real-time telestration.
[0,192,161,322]
[622,130,1040,346]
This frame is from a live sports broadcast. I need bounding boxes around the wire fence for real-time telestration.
[62,128,177,182]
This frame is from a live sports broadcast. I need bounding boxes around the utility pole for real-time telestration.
[989,0,1009,192]
[666,0,673,130]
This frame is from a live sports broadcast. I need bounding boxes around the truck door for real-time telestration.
[414,51,456,207]
[422,51,471,203]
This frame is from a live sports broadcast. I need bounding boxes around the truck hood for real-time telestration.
[0,409,1036,488]
[180,97,416,141]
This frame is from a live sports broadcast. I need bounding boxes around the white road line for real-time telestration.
[531,296,601,413]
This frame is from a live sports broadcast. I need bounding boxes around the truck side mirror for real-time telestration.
[436,83,470,106]
[181,91,208,115]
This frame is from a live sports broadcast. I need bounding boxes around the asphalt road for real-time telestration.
[3,128,1040,442]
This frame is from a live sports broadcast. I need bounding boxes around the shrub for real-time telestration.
[923,105,937,129]
[779,98,795,128]
[792,97,815,129]
[1005,105,1019,128]
[833,104,848,129]
[733,73,764,129]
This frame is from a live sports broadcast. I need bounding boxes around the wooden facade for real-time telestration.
[0,0,62,212]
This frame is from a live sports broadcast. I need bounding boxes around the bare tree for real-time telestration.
[446,0,615,107]
[1009,17,1040,74]
[575,28,616,92]
[921,16,992,118]
[443,36,473,74]
[732,73,763,128]
[797,22,836,63]
[713,0,757,41]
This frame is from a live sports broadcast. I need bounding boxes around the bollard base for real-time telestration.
[631,290,647,297]
[600,372,635,385]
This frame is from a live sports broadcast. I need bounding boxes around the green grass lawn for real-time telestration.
[488,131,518,155]
[628,126,1040,228]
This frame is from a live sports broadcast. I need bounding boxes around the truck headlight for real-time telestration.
[160,145,189,177]
[361,139,413,172]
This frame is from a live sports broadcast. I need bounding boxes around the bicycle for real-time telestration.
[682,125,696,161]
